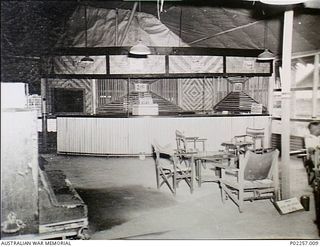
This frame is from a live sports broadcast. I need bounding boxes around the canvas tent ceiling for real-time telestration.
[1,1,319,55]
[1,0,319,88]
[57,6,188,47]
[56,3,320,56]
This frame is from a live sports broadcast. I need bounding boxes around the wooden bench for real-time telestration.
[271,133,307,157]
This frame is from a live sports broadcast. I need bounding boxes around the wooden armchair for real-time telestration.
[175,130,207,154]
[152,141,194,195]
[220,149,280,212]
[233,127,265,153]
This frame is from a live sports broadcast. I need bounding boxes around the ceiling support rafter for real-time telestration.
[188,20,261,45]
[119,1,138,46]
[291,50,320,59]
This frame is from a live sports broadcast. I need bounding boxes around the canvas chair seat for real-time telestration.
[222,175,274,189]
[159,159,191,172]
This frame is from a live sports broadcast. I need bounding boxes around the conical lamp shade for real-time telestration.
[80,56,94,64]
[257,49,275,61]
[260,0,308,5]
[130,42,151,55]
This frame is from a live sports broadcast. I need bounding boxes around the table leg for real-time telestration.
[190,156,194,193]
[198,160,202,187]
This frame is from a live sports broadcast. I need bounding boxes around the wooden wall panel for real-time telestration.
[109,55,166,74]
[243,77,269,107]
[150,79,178,105]
[169,56,223,74]
[97,79,127,106]
[226,57,271,74]
[53,56,107,74]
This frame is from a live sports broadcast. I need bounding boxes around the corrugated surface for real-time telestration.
[57,116,271,155]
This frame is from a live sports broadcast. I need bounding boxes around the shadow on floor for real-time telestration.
[76,185,175,233]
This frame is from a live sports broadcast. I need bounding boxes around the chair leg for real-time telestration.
[156,168,160,189]
[173,173,177,195]
[221,186,226,204]
[195,161,199,187]
[161,173,175,194]
[190,172,194,194]
[238,189,244,213]
[198,161,202,187]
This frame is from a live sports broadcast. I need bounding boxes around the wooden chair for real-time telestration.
[220,149,280,212]
[175,130,207,186]
[152,141,194,195]
[233,127,265,153]
[175,130,207,154]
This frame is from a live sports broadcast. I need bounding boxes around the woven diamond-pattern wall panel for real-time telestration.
[53,56,107,74]
[169,56,223,74]
[178,78,216,111]
[48,79,93,114]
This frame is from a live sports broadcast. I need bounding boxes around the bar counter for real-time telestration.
[56,114,271,156]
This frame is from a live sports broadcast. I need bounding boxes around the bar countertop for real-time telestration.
[51,113,270,119]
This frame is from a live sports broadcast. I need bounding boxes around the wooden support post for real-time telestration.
[41,78,48,153]
[281,10,294,200]
[127,78,130,117]
[312,54,319,118]
[291,69,297,118]
[92,79,97,115]
[268,62,276,116]
[268,62,276,149]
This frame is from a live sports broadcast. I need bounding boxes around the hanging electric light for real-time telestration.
[257,20,275,61]
[80,4,94,64]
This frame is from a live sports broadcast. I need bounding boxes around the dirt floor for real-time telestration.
[41,154,319,239]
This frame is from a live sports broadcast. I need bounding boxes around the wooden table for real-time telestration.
[182,151,236,187]
[221,141,253,156]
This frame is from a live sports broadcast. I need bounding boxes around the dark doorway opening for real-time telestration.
[53,88,84,114]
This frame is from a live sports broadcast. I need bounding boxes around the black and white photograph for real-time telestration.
[1,0,320,243]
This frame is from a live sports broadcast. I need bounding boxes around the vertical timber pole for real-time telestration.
[281,10,294,199]
[312,54,319,118]
[268,62,276,116]
[41,78,48,153]
[92,79,97,115]
[268,62,276,150]
[127,78,130,118]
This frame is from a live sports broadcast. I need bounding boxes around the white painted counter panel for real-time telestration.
[57,116,271,155]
